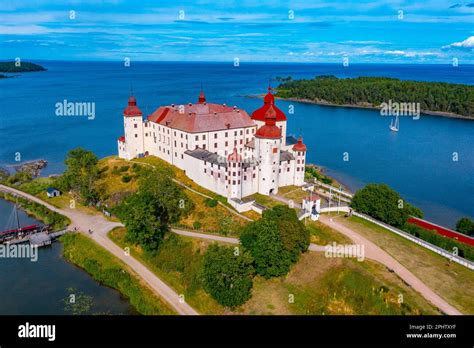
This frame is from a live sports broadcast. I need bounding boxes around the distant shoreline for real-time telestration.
[245,94,473,121]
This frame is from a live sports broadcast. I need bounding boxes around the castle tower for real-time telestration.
[121,95,144,160]
[227,147,242,199]
[292,136,307,186]
[255,108,281,195]
[251,87,287,146]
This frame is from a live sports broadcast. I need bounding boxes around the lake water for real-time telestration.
[0,198,135,315]
[0,61,473,228]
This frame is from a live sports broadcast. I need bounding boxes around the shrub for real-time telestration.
[205,198,218,208]
[193,221,202,230]
[121,175,132,183]
[202,244,254,308]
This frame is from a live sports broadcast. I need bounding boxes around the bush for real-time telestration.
[351,183,423,228]
[205,198,218,208]
[121,175,132,183]
[455,217,474,237]
[202,244,254,308]
[403,223,474,261]
[193,221,202,230]
[119,165,130,172]
[240,205,308,278]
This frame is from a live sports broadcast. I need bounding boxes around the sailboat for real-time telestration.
[389,115,399,132]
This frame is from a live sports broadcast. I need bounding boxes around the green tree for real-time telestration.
[137,168,193,223]
[57,148,100,204]
[350,183,423,227]
[262,205,309,262]
[456,217,474,237]
[241,218,292,278]
[115,191,169,251]
[202,244,254,308]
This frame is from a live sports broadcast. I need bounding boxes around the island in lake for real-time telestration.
[0,61,46,74]
[275,75,474,119]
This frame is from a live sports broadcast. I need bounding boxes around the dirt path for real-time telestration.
[0,184,198,315]
[318,214,462,315]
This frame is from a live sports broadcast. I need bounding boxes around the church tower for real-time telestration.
[251,87,288,146]
[292,136,307,186]
[255,108,281,195]
[121,95,144,160]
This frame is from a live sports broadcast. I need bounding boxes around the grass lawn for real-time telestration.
[247,193,283,209]
[241,252,439,315]
[109,227,438,315]
[306,220,352,245]
[108,227,228,315]
[61,233,175,315]
[278,185,311,203]
[175,190,247,236]
[335,215,474,314]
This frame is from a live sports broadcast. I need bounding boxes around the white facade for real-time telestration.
[118,91,308,200]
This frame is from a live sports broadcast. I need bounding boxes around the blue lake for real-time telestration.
[0,198,135,315]
[0,61,473,228]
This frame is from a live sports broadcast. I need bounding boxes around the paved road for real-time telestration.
[319,214,462,315]
[0,184,198,315]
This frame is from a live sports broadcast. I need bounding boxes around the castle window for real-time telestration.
[225,132,228,137]
[244,176,247,180]
[240,139,243,145]
[195,135,198,141]
[174,141,177,147]
[204,168,207,173]
[203,134,206,140]
[225,141,228,146]
[214,133,218,139]
[253,174,256,178]
[234,140,237,146]
[204,161,207,165]
[233,180,236,185]
[181,154,183,159]
[203,144,206,149]
[297,168,299,172]
[240,130,243,135]
[238,180,240,184]
[287,160,290,164]
[174,131,176,136]
[186,135,188,140]
[175,152,177,157]
[246,129,249,134]
[134,124,137,128]
[214,143,218,148]
[135,134,137,138]
[287,168,290,172]
[279,169,281,173]
[234,131,237,136]
[181,142,183,148]
[218,173,221,178]
[233,163,236,168]
[211,171,213,175]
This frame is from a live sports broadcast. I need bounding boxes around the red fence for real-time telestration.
[407,217,474,247]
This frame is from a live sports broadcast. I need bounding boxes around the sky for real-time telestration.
[0,0,473,63]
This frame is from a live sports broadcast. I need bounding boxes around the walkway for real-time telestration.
[0,184,198,315]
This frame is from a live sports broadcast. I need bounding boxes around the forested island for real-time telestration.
[0,61,46,73]
[275,76,474,119]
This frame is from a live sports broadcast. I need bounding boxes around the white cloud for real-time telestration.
[442,36,474,49]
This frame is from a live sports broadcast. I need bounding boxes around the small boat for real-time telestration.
[389,115,399,132]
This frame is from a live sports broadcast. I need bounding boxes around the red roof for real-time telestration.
[251,87,287,122]
[292,136,307,152]
[306,195,320,201]
[147,101,255,133]
[124,96,143,117]
[198,90,206,104]
[118,136,125,142]
[227,147,242,162]
[255,107,281,139]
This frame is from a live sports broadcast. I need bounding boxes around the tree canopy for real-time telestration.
[57,147,100,204]
[276,75,474,118]
[202,244,255,308]
[240,205,309,278]
[456,217,474,237]
[350,183,423,227]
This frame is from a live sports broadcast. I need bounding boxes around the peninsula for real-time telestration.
[0,61,46,73]
[275,75,474,119]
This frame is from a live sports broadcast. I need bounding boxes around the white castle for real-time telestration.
[118,87,308,209]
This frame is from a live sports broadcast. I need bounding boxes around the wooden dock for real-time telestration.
[4,229,69,248]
